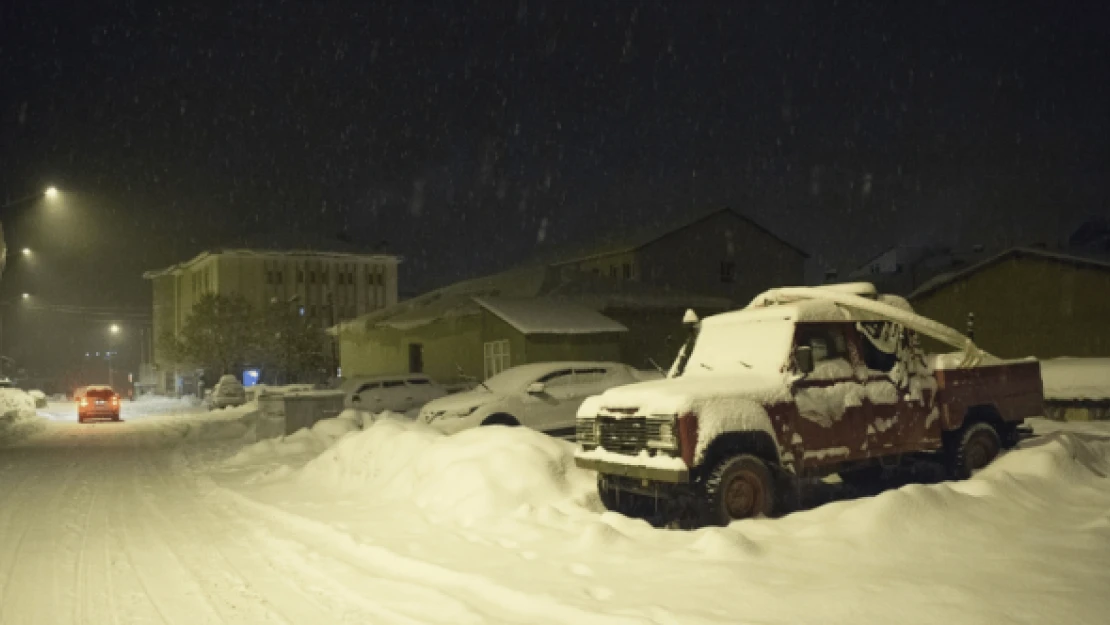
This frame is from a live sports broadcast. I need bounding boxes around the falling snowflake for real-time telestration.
[537,217,549,243]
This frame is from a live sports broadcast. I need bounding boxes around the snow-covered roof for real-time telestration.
[334,265,731,335]
[474,297,628,335]
[738,283,914,323]
[909,247,1110,300]
[144,248,400,279]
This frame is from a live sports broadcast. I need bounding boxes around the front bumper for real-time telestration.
[574,455,690,483]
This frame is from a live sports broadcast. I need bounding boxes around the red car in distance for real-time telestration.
[77,385,122,423]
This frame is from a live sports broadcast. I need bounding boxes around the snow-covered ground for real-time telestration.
[1,406,1108,624]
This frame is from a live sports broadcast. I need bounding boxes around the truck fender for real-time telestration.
[693,398,784,468]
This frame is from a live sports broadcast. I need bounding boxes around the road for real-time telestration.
[2,408,1109,625]
[0,418,516,625]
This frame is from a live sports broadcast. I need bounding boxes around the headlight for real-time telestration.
[575,418,598,445]
[647,417,677,450]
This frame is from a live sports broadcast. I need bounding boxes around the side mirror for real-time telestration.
[526,382,546,395]
[794,345,815,375]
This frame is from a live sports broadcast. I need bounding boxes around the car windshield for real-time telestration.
[673,318,794,378]
[482,367,556,393]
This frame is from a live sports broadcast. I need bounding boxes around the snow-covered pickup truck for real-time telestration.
[574,283,1043,526]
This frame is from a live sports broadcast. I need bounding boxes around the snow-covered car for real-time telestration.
[207,374,247,409]
[0,377,15,388]
[78,385,121,423]
[419,362,659,437]
[344,374,447,414]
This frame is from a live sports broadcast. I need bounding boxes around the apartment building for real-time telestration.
[144,247,399,393]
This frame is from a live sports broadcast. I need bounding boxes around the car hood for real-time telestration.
[578,372,791,417]
[420,389,500,415]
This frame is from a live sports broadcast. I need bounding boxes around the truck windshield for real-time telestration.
[672,318,794,377]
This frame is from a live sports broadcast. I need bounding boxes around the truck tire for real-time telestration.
[948,422,1001,479]
[703,454,775,525]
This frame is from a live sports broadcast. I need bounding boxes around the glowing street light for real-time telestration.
[21,293,29,300]
[44,186,59,200]
[21,248,31,257]
[109,324,121,334]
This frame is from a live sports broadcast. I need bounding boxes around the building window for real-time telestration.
[297,268,304,283]
[720,261,736,283]
[622,263,632,280]
[276,270,283,285]
[347,272,355,285]
[609,265,617,277]
[483,340,510,380]
[309,271,316,284]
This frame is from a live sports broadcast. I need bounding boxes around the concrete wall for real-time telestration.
[637,210,806,303]
[524,333,622,364]
[911,255,1110,358]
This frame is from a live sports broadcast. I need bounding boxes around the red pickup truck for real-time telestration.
[575,284,1043,527]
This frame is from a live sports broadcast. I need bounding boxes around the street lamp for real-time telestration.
[44,186,59,200]
[20,293,29,300]
[110,324,121,334]
[21,248,30,257]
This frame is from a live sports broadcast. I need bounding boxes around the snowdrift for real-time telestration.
[226,409,363,465]
[298,417,598,525]
[0,388,44,445]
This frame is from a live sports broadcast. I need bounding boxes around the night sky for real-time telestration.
[1,0,1108,381]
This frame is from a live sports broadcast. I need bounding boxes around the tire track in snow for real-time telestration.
[0,454,88,624]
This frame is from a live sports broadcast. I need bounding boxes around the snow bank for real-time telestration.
[299,417,598,525]
[225,410,363,466]
[1040,358,1110,401]
[0,388,44,445]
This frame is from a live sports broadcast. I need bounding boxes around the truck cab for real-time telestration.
[574,283,1042,526]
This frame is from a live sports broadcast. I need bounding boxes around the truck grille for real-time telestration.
[598,416,646,453]
[597,416,674,454]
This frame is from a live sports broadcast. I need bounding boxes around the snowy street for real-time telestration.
[2,406,1110,625]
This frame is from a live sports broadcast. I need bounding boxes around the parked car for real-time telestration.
[344,374,448,414]
[207,374,247,409]
[575,283,1043,527]
[419,361,659,438]
[78,385,121,423]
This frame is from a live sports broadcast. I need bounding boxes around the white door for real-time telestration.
[354,382,385,411]
[518,368,575,433]
[379,379,410,412]
[528,368,597,437]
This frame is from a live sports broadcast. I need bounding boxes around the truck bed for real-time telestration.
[933,359,1044,429]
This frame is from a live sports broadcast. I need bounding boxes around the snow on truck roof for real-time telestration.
[710,282,915,324]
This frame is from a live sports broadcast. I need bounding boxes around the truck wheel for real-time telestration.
[948,422,1001,479]
[704,454,774,525]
